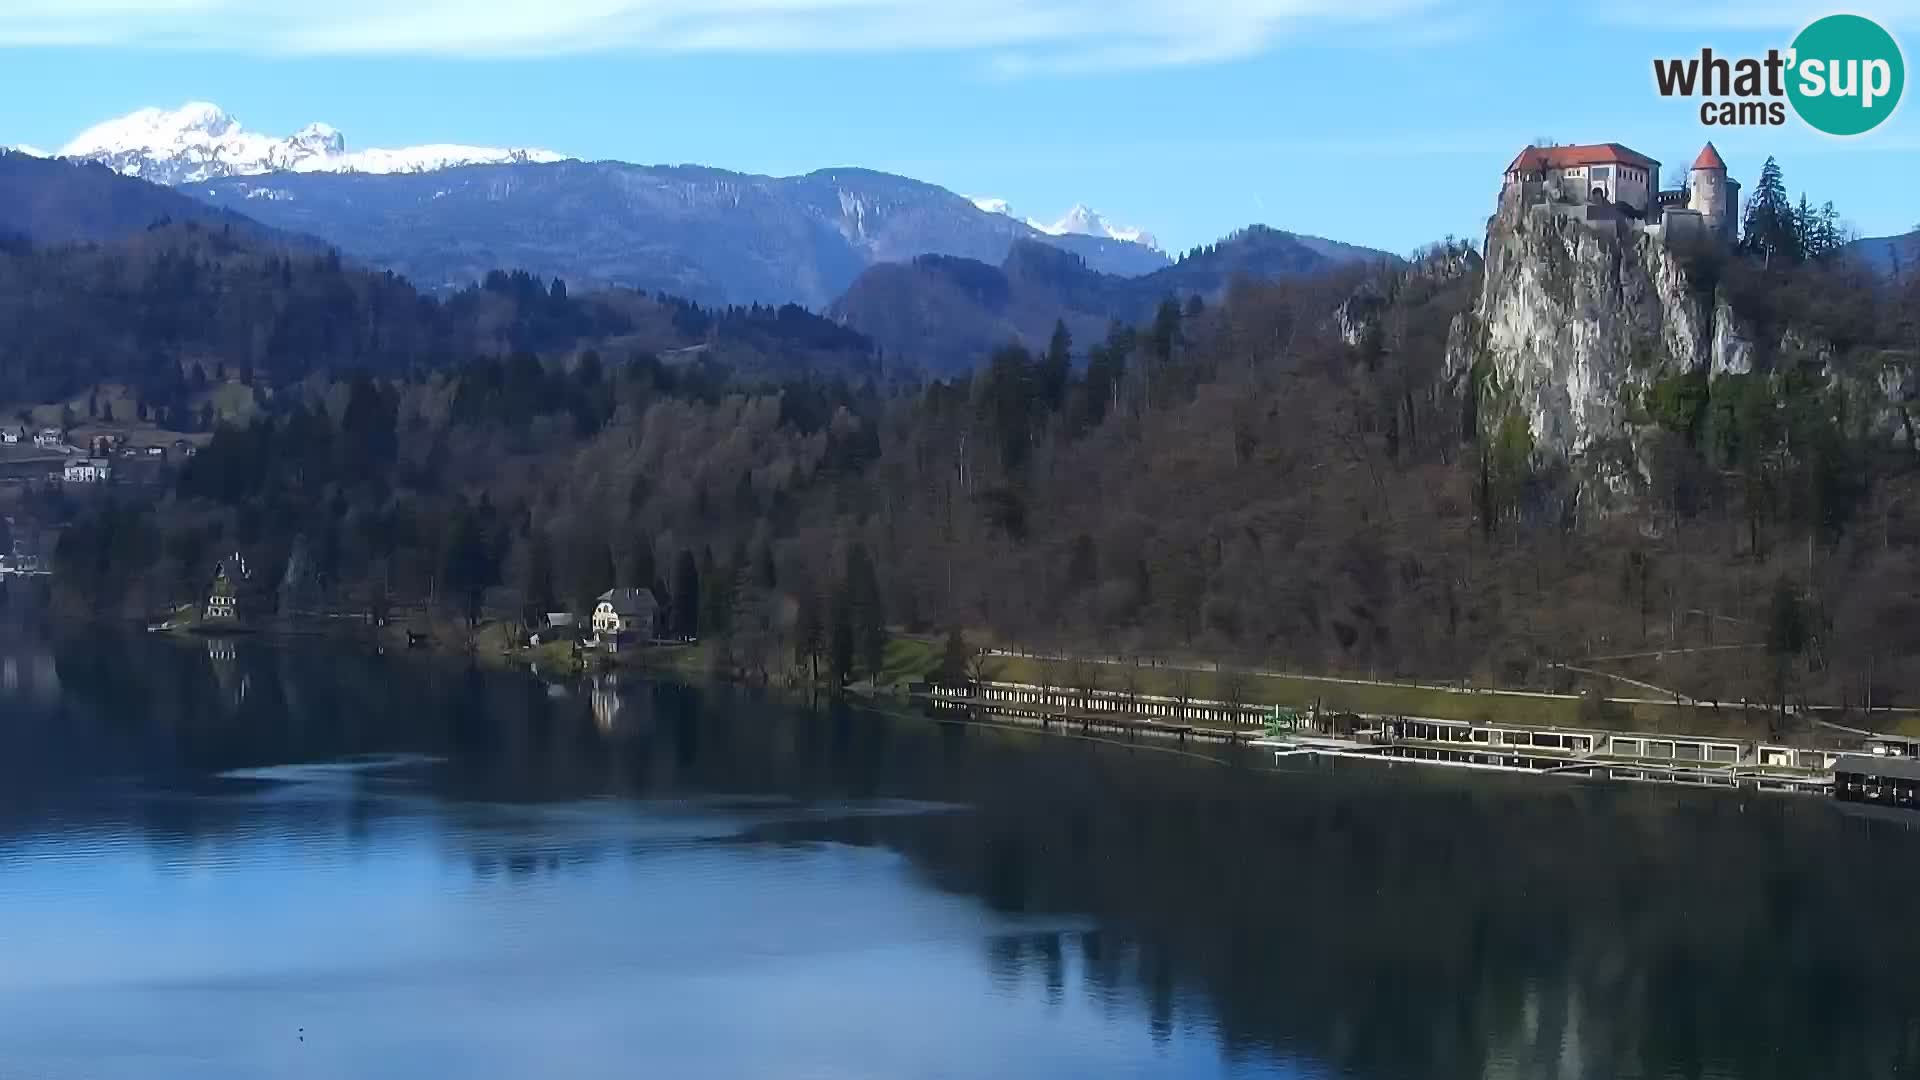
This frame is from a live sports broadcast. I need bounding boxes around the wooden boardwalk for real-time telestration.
[1257,734,1833,793]
[920,692,1262,745]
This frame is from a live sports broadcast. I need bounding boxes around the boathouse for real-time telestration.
[1382,716,1743,765]
[1832,755,1920,809]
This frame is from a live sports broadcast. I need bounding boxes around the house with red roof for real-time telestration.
[1500,141,1739,246]
[1504,143,1661,214]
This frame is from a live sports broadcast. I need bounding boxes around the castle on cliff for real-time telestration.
[1500,141,1739,248]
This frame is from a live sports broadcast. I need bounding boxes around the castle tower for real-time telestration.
[1687,142,1739,245]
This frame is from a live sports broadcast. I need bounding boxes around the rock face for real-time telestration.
[1335,284,1386,347]
[1447,201,1755,497]
[1335,242,1479,348]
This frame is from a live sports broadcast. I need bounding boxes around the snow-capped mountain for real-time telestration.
[970,196,1159,251]
[3,144,47,157]
[1042,204,1158,250]
[54,102,563,186]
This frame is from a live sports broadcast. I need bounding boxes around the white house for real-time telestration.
[591,588,658,651]
[204,553,249,623]
[62,458,110,484]
[33,429,62,449]
[1,428,19,445]
[1503,142,1659,214]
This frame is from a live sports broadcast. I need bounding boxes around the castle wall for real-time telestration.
[1614,167,1652,213]
[1533,165,1653,213]
[1648,209,1710,252]
[1504,153,1733,254]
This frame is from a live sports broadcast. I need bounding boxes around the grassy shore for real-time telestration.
[156,610,1918,741]
[977,654,1916,739]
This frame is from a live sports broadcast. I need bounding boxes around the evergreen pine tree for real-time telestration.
[794,588,825,684]
[1040,320,1072,413]
[1792,193,1814,258]
[845,541,885,678]
[938,626,969,686]
[828,586,855,686]
[672,550,700,638]
[1740,157,1797,265]
[701,551,736,642]
[1150,296,1182,363]
[521,533,556,619]
[1814,201,1843,260]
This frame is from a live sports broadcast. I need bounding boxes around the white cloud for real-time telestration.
[0,0,1454,70]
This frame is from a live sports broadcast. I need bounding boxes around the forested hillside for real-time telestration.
[0,151,308,248]
[0,224,879,407]
[37,223,1920,714]
[832,226,1392,372]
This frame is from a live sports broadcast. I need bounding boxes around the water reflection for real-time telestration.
[1,625,1918,1079]
[0,635,59,701]
[205,635,249,707]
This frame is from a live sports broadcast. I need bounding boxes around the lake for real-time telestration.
[2,625,1918,1079]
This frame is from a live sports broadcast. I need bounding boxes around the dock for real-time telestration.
[914,678,1920,801]
[1252,733,1833,794]
[919,688,1261,745]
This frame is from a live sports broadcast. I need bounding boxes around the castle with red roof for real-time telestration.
[1500,141,1739,247]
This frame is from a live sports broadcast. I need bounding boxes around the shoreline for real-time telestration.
[120,619,1912,809]
[126,610,1920,755]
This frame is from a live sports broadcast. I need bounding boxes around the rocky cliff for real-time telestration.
[1446,202,1755,500]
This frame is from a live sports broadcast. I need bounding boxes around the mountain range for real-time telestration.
[0,144,1388,374]
[24,103,1181,306]
[831,226,1389,370]
[1845,227,1920,277]
[5,101,1404,371]
[179,161,1181,309]
[50,102,563,186]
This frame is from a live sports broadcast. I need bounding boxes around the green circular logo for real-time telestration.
[1787,14,1905,136]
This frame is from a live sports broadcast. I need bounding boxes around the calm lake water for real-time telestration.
[2,626,1919,1079]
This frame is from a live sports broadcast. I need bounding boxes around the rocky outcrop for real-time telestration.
[1336,241,1480,348]
[1335,285,1386,347]
[1445,201,1761,497]
[1867,354,1920,450]
[1709,293,1754,377]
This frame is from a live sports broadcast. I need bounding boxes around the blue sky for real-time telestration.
[1,1,1916,255]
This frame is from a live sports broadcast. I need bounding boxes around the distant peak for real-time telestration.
[54,102,562,185]
[175,101,234,127]
[969,194,1159,250]
[61,101,239,157]
[1039,203,1159,251]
